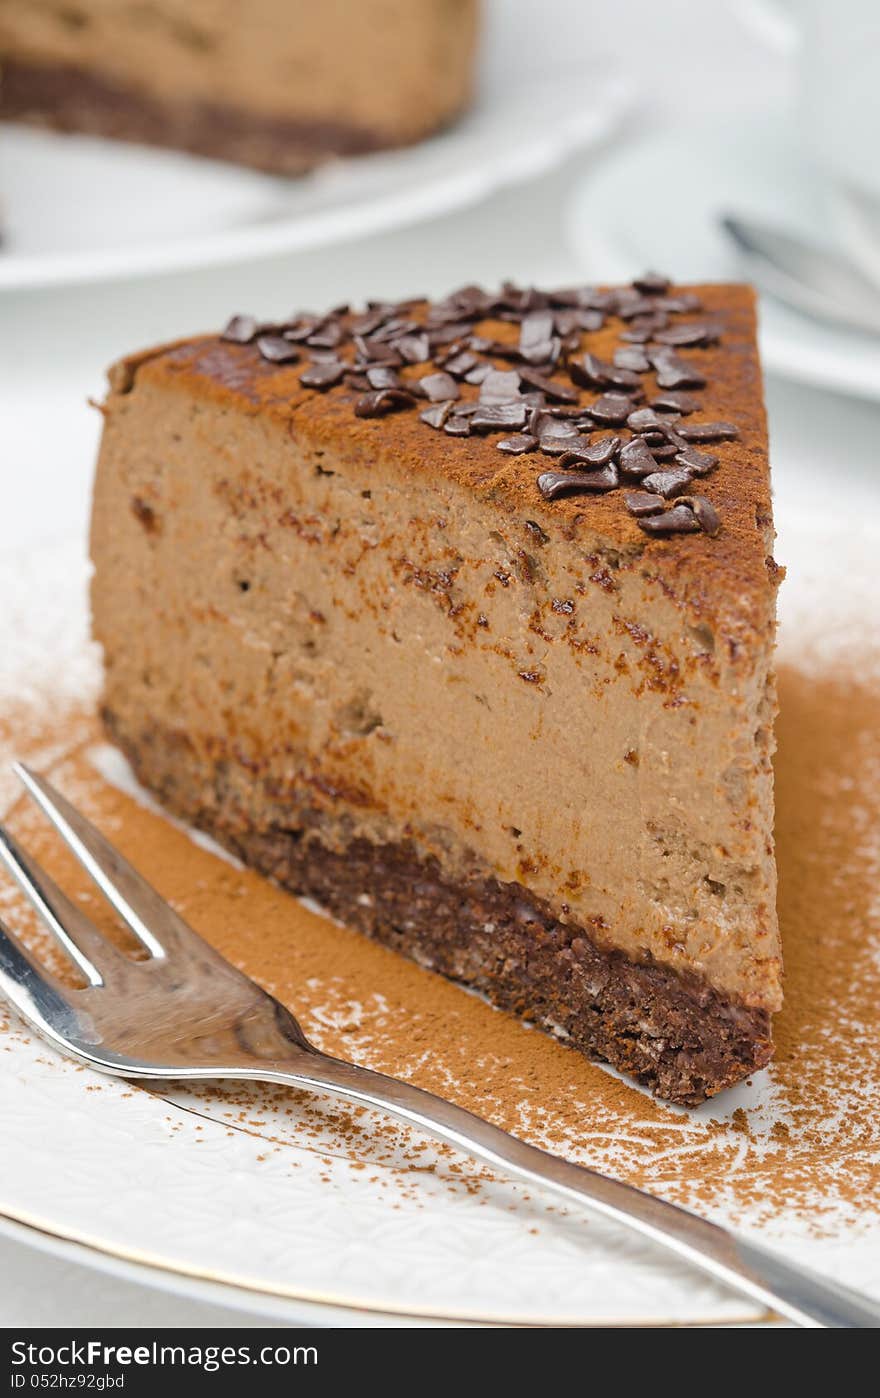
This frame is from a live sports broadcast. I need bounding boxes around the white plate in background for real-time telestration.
[0,64,630,292]
[565,114,880,402]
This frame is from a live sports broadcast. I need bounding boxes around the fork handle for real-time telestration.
[262,1054,880,1328]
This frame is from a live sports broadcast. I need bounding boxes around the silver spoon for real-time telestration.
[722,212,880,337]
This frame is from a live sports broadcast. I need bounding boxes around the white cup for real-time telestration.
[733,0,880,282]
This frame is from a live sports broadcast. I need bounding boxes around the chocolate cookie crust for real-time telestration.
[104,709,773,1105]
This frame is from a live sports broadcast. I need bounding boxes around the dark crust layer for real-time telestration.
[0,60,435,174]
[104,709,773,1106]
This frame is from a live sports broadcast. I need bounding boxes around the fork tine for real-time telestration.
[13,763,178,960]
[0,825,119,986]
[0,915,74,1029]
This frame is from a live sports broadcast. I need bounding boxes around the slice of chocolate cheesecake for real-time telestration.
[0,0,479,173]
[89,279,782,1105]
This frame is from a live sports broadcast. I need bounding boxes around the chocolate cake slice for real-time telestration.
[89,279,783,1105]
[0,0,479,173]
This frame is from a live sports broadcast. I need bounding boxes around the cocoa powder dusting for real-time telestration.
[1,655,878,1230]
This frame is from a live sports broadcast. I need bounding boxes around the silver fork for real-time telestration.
[0,764,877,1329]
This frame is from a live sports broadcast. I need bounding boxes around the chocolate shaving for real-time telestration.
[619,437,662,478]
[496,434,538,455]
[443,351,478,378]
[675,445,719,475]
[661,292,703,313]
[256,335,300,364]
[537,465,619,499]
[557,435,620,468]
[642,439,679,461]
[395,333,430,364]
[366,366,402,390]
[677,421,739,442]
[354,389,415,417]
[641,467,695,499]
[299,361,345,390]
[420,401,455,430]
[222,314,259,344]
[519,310,556,363]
[624,490,666,517]
[419,372,460,402]
[471,403,528,432]
[517,367,578,402]
[650,350,707,390]
[479,369,522,403]
[654,322,720,348]
[633,271,671,294]
[569,353,612,389]
[651,391,699,414]
[679,494,721,535]
[614,347,651,373]
[637,504,702,536]
[627,407,679,433]
[443,415,471,436]
[587,393,634,425]
[306,323,343,349]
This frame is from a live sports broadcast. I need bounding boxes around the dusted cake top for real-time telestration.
[221,274,735,539]
[107,279,779,656]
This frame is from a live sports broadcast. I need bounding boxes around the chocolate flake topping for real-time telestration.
[675,445,719,475]
[651,390,699,414]
[443,415,471,437]
[471,403,528,432]
[256,334,300,364]
[650,350,707,390]
[366,366,402,390]
[420,401,455,430]
[557,435,620,468]
[587,393,634,425]
[633,271,671,295]
[537,466,619,499]
[624,490,666,517]
[641,467,695,499]
[637,504,702,536]
[480,369,523,404]
[419,371,460,402]
[222,314,259,344]
[615,439,657,479]
[677,421,740,443]
[299,361,345,390]
[497,433,538,455]
[627,407,678,433]
[680,494,721,536]
[354,388,415,418]
[220,274,736,541]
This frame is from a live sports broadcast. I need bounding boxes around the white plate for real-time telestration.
[0,63,630,293]
[0,509,878,1328]
[564,113,880,402]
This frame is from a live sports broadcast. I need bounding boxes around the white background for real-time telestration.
[0,0,877,1326]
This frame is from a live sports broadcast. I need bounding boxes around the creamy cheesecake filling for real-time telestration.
[91,373,780,1012]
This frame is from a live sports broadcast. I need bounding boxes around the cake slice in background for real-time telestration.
[89,279,782,1105]
[0,0,480,173]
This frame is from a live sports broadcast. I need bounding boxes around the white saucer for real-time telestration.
[0,63,630,292]
[565,113,880,402]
